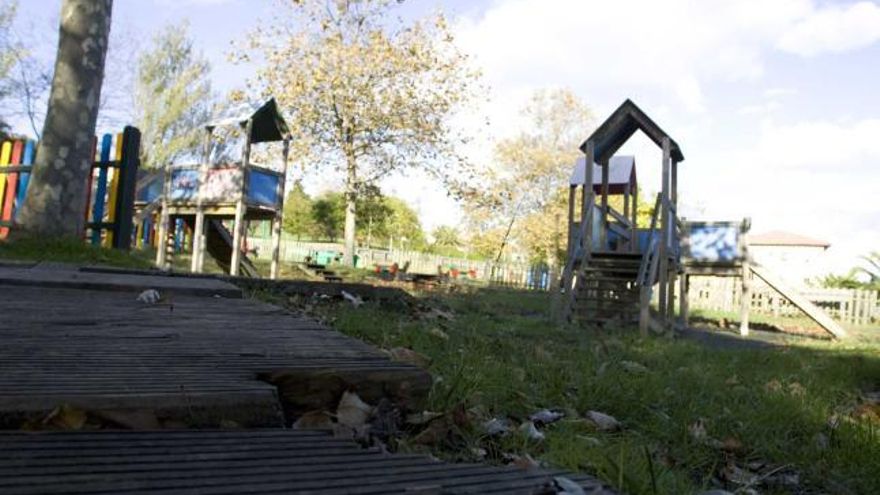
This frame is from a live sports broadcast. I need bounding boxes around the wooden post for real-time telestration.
[658,138,671,322]
[739,222,750,336]
[112,126,140,250]
[192,128,212,273]
[679,274,689,327]
[230,120,253,277]
[599,158,609,249]
[583,142,595,258]
[270,137,290,280]
[631,183,638,252]
[566,186,575,267]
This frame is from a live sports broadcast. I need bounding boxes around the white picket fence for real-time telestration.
[688,276,878,326]
[247,237,553,290]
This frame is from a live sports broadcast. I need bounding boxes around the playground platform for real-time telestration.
[0,265,610,493]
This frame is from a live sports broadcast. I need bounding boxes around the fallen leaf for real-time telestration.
[483,417,511,436]
[688,419,707,442]
[788,382,806,397]
[44,404,87,430]
[137,289,161,304]
[293,410,335,429]
[577,435,602,447]
[387,347,432,368]
[427,327,449,340]
[721,463,758,486]
[336,390,373,429]
[92,409,160,429]
[341,290,364,307]
[620,360,648,374]
[554,476,587,494]
[720,436,744,453]
[519,420,545,441]
[413,417,453,445]
[405,411,444,426]
[585,410,620,431]
[764,379,783,393]
[529,408,564,425]
[725,375,739,386]
[505,453,540,470]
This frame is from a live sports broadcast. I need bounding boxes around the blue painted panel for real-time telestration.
[247,170,279,207]
[169,169,200,201]
[686,225,739,262]
[137,174,163,203]
[90,134,112,245]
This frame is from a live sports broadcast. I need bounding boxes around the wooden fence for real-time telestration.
[688,276,878,326]
[0,127,140,248]
[247,237,553,290]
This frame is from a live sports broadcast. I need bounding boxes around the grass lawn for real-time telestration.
[0,236,154,269]
[270,286,880,495]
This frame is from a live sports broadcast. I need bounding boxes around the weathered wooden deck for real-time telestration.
[0,263,611,494]
[0,266,429,427]
[0,430,612,494]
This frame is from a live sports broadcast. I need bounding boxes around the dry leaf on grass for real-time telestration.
[504,453,540,470]
[387,347,432,368]
[427,327,450,340]
[406,411,444,426]
[554,476,587,495]
[341,291,364,307]
[519,420,545,441]
[483,417,511,436]
[585,411,620,432]
[620,360,649,374]
[529,409,564,425]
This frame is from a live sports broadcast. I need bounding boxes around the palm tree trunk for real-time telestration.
[15,0,113,238]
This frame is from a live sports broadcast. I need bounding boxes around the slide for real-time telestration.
[750,264,847,339]
[205,219,259,278]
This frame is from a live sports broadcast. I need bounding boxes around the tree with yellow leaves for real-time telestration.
[237,0,481,265]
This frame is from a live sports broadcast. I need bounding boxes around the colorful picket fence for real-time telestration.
[0,126,141,248]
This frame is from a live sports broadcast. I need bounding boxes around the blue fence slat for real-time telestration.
[90,134,112,245]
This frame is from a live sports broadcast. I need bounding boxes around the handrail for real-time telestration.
[606,206,632,228]
[636,193,663,287]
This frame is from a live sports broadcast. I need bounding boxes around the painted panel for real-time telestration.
[684,224,740,262]
[247,169,279,207]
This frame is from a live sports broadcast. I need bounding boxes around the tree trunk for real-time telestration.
[15,0,113,238]
[342,152,357,266]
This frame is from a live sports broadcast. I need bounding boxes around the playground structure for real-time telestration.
[137,99,290,279]
[0,127,141,248]
[562,99,847,339]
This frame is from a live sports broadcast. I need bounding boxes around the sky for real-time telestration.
[9,0,880,273]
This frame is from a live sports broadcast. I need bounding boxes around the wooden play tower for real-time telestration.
[562,99,847,339]
[137,99,291,279]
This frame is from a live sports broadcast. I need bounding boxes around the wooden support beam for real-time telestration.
[658,138,671,321]
[270,138,290,280]
[739,221,750,336]
[583,142,595,257]
[600,158,609,249]
[679,274,689,327]
[192,128,213,273]
[155,161,172,270]
[230,120,253,277]
[631,183,638,252]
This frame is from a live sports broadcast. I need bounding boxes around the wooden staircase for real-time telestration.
[572,252,643,327]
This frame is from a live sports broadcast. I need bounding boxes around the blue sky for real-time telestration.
[11,0,880,273]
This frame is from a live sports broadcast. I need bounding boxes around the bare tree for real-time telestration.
[15,0,113,238]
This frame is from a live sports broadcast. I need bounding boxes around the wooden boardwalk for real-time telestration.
[0,430,612,494]
[0,267,429,427]
[0,264,611,494]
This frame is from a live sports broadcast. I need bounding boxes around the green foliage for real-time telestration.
[134,21,211,169]
[282,182,318,240]
[282,186,426,248]
[821,252,880,291]
[0,0,20,134]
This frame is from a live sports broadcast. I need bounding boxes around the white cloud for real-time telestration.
[777,1,880,56]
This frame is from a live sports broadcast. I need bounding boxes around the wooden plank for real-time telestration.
[750,264,847,339]
[0,430,612,495]
[658,138,670,321]
[0,140,22,238]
